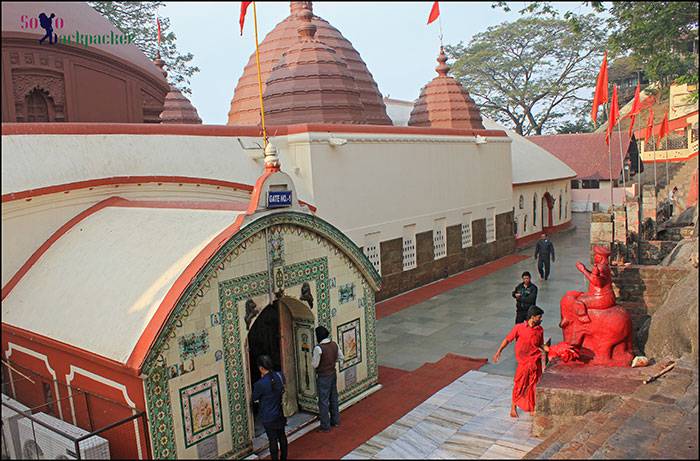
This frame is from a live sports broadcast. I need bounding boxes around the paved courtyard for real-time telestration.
[376,212,592,376]
[344,214,592,459]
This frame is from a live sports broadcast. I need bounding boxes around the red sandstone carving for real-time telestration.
[559,246,633,366]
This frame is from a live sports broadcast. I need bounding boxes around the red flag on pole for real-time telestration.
[629,83,641,116]
[644,108,654,143]
[156,16,162,45]
[606,84,619,145]
[240,1,252,36]
[427,1,440,25]
[656,111,669,148]
[591,51,608,126]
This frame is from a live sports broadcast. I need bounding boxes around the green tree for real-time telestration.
[446,14,606,135]
[492,1,699,99]
[88,2,199,94]
[606,2,698,93]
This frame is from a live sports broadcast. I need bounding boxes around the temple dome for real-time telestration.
[154,53,202,124]
[228,2,390,126]
[409,47,484,130]
[262,4,364,125]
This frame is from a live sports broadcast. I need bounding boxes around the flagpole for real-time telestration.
[635,118,642,263]
[252,2,268,149]
[606,103,614,210]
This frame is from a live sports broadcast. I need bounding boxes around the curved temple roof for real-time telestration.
[228,1,391,126]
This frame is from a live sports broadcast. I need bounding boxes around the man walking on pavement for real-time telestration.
[534,232,555,280]
[512,271,538,324]
[312,326,344,432]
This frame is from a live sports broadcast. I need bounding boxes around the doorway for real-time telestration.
[247,299,316,445]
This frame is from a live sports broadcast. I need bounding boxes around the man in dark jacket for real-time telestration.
[534,233,555,280]
[512,271,538,324]
[312,326,344,432]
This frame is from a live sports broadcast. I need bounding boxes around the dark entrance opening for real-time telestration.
[248,302,281,389]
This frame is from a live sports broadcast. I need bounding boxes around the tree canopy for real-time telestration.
[606,2,698,91]
[88,2,199,95]
[446,14,605,135]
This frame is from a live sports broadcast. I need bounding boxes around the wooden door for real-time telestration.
[279,302,299,416]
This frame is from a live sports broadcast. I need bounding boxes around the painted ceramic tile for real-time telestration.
[337,319,362,371]
[179,330,209,361]
[339,283,356,304]
[344,365,358,388]
[268,231,285,265]
[180,375,224,448]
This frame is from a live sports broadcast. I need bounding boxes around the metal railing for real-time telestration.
[2,361,148,460]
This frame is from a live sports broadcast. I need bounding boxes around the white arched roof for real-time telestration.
[2,202,245,363]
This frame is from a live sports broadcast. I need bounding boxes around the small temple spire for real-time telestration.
[290,1,313,15]
[153,50,167,78]
[408,46,485,130]
[155,51,202,124]
[435,46,449,77]
[296,3,316,41]
[264,142,280,171]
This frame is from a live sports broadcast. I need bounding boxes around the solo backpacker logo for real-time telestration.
[23,12,134,48]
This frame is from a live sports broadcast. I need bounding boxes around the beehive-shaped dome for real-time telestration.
[409,47,484,130]
[262,4,364,125]
[228,2,390,126]
[154,53,202,124]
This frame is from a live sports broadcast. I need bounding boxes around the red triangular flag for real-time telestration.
[606,84,619,145]
[628,114,636,138]
[644,108,654,143]
[427,1,440,25]
[156,16,162,45]
[656,111,669,148]
[591,51,608,125]
[629,82,641,116]
[240,1,252,36]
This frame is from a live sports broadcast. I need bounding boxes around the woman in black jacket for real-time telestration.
[252,355,287,460]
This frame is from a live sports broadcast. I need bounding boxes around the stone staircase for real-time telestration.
[525,356,698,459]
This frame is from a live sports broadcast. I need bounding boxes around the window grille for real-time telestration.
[402,225,417,271]
[486,207,496,243]
[433,218,447,259]
[461,212,472,248]
[363,232,381,275]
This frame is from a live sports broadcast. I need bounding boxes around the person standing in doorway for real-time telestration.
[512,271,538,324]
[534,232,555,280]
[252,355,288,460]
[312,326,344,432]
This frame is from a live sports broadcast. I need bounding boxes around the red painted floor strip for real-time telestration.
[284,354,486,460]
[376,254,529,320]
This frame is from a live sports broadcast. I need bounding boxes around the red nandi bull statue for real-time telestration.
[559,246,633,366]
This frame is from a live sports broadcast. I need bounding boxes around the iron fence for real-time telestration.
[2,361,149,460]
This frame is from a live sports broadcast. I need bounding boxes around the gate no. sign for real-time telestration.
[267,190,292,209]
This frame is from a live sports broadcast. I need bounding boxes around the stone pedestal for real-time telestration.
[533,359,672,437]
[590,212,613,261]
[642,185,657,222]
[612,206,627,243]
[626,200,640,236]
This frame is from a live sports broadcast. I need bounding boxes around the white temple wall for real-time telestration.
[512,179,572,239]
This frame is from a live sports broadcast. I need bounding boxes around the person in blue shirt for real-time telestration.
[252,355,287,460]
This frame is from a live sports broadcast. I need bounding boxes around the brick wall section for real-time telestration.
[612,265,690,312]
[376,212,515,301]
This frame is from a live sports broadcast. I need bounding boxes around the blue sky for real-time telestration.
[163,2,595,125]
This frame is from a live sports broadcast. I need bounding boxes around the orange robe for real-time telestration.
[506,321,544,412]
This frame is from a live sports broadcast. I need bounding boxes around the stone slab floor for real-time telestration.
[376,212,591,375]
[348,213,593,459]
